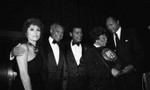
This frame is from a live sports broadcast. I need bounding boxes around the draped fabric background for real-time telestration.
[0,1,150,89]
[0,0,150,33]
[0,0,150,44]
[0,0,150,78]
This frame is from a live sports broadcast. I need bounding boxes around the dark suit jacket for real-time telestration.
[65,41,89,77]
[107,28,144,90]
[107,28,144,72]
[40,36,66,82]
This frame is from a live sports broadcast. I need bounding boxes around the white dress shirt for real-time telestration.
[113,27,121,47]
[49,36,60,65]
[70,40,82,65]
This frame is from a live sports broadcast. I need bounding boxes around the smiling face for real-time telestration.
[106,17,120,34]
[50,25,64,42]
[26,24,41,42]
[96,34,107,46]
[70,28,83,43]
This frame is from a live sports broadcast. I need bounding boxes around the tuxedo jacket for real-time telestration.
[107,28,144,71]
[65,41,89,77]
[40,36,65,81]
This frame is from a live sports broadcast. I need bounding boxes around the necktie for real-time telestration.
[115,33,119,47]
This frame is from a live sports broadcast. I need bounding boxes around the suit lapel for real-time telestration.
[119,28,128,46]
[81,44,85,55]
[58,46,64,67]
[44,39,58,66]
[68,46,77,64]
[80,44,86,64]
[48,45,57,65]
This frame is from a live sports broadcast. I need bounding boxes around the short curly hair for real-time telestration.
[22,18,44,46]
[90,26,107,41]
[23,18,44,34]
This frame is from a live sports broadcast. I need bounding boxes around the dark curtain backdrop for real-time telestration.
[0,0,150,70]
[0,0,110,38]
[1,0,150,36]
[0,1,150,88]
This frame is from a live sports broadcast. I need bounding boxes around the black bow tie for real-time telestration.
[52,40,59,44]
[72,42,80,46]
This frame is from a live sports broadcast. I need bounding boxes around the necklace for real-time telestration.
[27,42,39,54]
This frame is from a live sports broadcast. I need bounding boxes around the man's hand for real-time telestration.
[122,65,135,74]
[10,43,26,60]
[12,44,25,56]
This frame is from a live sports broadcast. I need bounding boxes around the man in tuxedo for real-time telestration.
[106,16,144,90]
[65,27,89,90]
[40,23,66,90]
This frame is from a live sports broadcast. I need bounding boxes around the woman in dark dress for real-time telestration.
[11,18,44,90]
[84,26,121,90]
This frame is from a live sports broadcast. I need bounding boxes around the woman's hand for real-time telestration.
[111,68,120,77]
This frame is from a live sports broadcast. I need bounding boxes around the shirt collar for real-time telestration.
[94,43,101,48]
[49,36,54,44]
[116,27,121,39]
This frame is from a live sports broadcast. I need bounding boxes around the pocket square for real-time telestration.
[125,40,128,42]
